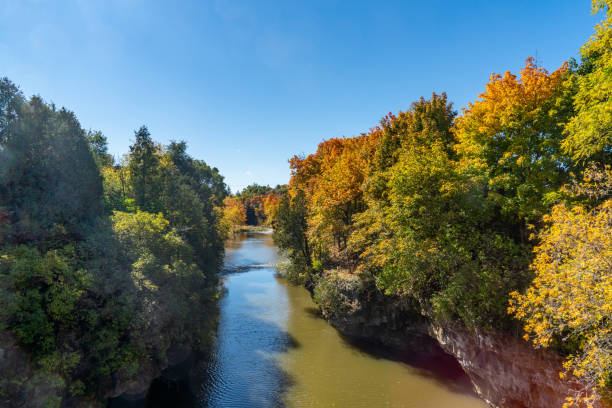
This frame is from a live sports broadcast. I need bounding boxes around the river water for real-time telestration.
[195,230,486,408]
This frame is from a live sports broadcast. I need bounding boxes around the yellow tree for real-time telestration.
[509,166,612,407]
[262,193,281,226]
[288,136,376,267]
[219,197,246,237]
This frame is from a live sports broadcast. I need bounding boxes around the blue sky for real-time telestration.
[0,0,600,193]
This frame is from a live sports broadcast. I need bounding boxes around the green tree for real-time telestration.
[273,190,312,283]
[128,126,160,212]
[0,94,103,246]
[0,77,23,140]
[85,130,113,168]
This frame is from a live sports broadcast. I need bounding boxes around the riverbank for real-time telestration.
[235,225,273,232]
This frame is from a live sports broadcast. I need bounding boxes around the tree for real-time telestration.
[167,140,228,206]
[85,130,113,168]
[0,77,23,141]
[128,126,160,212]
[0,78,228,406]
[563,0,612,165]
[454,58,573,229]
[509,167,612,408]
[219,197,246,237]
[273,190,312,282]
[0,95,103,246]
[262,193,281,226]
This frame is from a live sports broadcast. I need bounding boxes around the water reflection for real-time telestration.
[200,269,295,407]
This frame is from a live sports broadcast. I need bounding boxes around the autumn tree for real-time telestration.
[509,166,612,407]
[219,197,246,237]
[262,193,281,226]
[454,58,574,230]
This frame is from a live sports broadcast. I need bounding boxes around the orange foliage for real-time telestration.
[454,58,571,222]
[289,132,380,251]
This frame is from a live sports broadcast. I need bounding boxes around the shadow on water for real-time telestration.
[301,304,476,397]
[115,292,300,408]
[340,335,477,396]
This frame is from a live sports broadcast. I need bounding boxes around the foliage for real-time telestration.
[111,210,191,266]
[563,0,612,164]
[0,77,22,139]
[313,271,362,318]
[219,197,246,237]
[509,167,612,407]
[0,246,89,357]
[0,91,103,246]
[233,184,285,226]
[111,210,214,342]
[274,4,611,401]
[236,183,282,199]
[101,164,132,213]
[454,58,573,226]
[273,190,313,283]
[86,130,114,168]
[262,193,281,226]
[128,126,161,212]
[0,78,227,406]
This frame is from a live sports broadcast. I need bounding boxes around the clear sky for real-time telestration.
[0,0,600,193]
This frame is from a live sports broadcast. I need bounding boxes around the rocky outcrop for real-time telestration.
[429,323,593,408]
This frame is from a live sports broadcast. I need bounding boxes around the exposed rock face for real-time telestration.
[313,273,601,408]
[429,323,593,408]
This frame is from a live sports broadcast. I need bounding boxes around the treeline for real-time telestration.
[221,184,285,230]
[273,2,611,406]
[0,80,228,406]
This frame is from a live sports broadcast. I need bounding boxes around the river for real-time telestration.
[193,230,486,408]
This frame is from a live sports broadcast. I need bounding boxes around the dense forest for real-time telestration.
[221,184,284,229]
[0,80,229,406]
[272,2,611,407]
